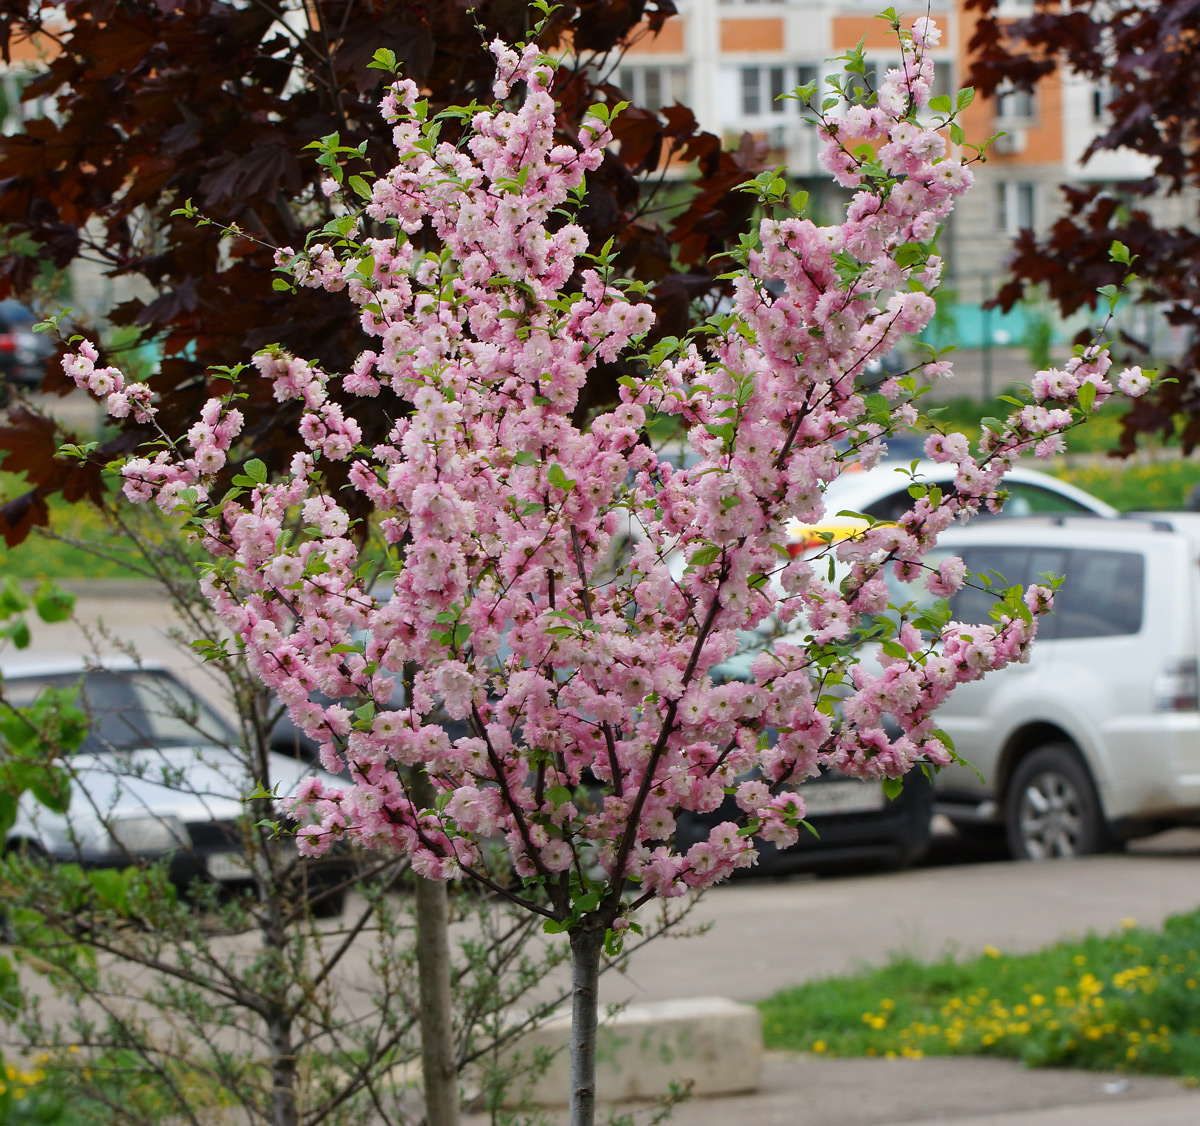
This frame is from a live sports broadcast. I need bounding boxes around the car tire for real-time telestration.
[1005,744,1109,860]
[3,837,47,861]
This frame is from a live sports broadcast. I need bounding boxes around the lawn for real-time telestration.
[760,908,1200,1080]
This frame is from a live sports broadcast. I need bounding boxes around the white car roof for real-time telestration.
[936,513,1198,553]
[0,655,166,680]
[823,460,1118,519]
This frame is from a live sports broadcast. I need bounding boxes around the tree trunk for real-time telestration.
[568,925,605,1126]
[412,770,461,1126]
[259,864,299,1126]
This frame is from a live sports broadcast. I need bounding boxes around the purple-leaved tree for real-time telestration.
[54,13,1147,1124]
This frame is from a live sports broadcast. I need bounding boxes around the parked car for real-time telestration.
[0,299,54,401]
[674,624,934,875]
[1,658,354,909]
[916,514,1200,859]
[787,461,1117,554]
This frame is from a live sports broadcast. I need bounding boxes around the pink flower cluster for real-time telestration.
[62,340,154,422]
[62,23,1134,919]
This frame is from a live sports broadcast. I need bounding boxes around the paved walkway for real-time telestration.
[465,1055,1200,1125]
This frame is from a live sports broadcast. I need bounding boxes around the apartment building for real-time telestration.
[614,0,1159,338]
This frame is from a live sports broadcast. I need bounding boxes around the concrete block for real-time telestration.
[499,996,762,1107]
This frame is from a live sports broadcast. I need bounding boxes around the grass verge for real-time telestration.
[759,907,1200,1079]
[1048,460,1200,513]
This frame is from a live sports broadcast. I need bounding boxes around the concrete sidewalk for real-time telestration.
[467,1055,1200,1125]
[485,843,1200,1124]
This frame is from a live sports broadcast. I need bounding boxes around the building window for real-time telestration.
[618,65,690,114]
[996,181,1036,234]
[995,82,1037,122]
[741,65,820,117]
[930,61,953,103]
[1091,79,1115,121]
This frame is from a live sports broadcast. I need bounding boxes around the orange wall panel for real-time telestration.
[7,34,55,63]
[954,5,1063,165]
[720,18,784,54]
[624,19,685,55]
[832,12,949,51]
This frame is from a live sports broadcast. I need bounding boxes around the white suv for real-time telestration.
[925,514,1200,859]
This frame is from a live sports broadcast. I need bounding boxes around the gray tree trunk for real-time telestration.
[412,769,461,1126]
[568,925,605,1126]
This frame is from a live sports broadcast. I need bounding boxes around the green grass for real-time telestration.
[1046,460,1200,512]
[0,472,149,582]
[759,907,1200,1079]
[928,394,1133,455]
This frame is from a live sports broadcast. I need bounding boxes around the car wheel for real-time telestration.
[3,837,47,861]
[1005,744,1109,860]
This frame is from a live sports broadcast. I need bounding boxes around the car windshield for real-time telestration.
[2,669,237,753]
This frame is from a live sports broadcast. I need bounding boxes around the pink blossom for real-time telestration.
[1118,366,1151,397]
[54,19,1124,925]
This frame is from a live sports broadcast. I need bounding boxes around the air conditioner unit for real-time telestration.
[992,128,1028,155]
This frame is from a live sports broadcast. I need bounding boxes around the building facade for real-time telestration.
[614,0,1159,329]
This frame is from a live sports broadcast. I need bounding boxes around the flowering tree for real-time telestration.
[54,13,1147,1124]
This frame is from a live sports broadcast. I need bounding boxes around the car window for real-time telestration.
[1025,548,1069,641]
[1003,483,1093,516]
[952,546,1143,639]
[1054,550,1144,639]
[862,480,1094,525]
[861,488,920,523]
[2,670,236,753]
[954,548,1030,625]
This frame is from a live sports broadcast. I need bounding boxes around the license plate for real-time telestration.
[802,779,886,816]
[207,852,251,881]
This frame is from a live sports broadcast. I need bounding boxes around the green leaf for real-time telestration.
[271,278,293,292]
[546,785,574,807]
[1109,240,1131,265]
[949,122,965,146]
[243,458,268,484]
[34,582,74,624]
[955,87,975,111]
[348,175,374,201]
[893,242,928,269]
[354,701,376,724]
[368,48,398,73]
[512,451,537,466]
[1077,380,1097,413]
[0,793,16,837]
[88,868,125,909]
[7,617,30,649]
[542,918,569,934]
[547,464,575,492]
[690,545,721,567]
[881,776,903,800]
[928,94,953,115]
[0,577,28,617]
